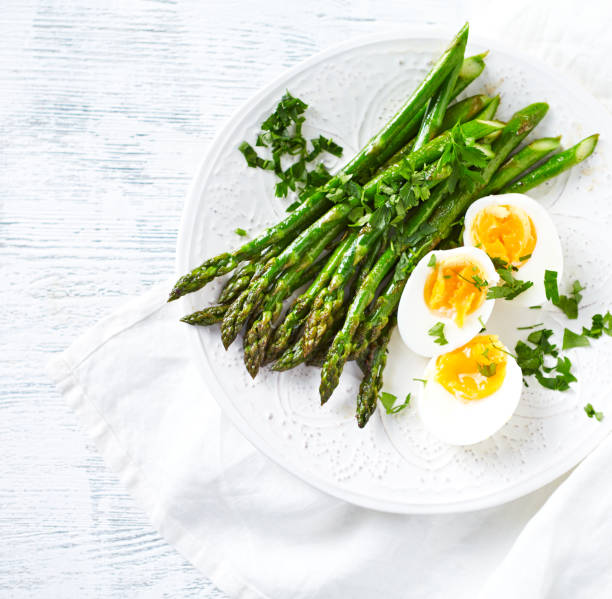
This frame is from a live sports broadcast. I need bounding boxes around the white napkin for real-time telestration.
[48,282,610,599]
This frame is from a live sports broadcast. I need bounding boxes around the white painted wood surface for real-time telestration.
[1,1,464,595]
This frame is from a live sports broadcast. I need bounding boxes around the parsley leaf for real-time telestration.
[234,228,247,237]
[517,323,544,330]
[514,328,577,392]
[380,392,411,414]
[238,141,274,170]
[477,362,497,377]
[428,322,448,345]
[562,328,590,350]
[545,271,584,319]
[487,264,533,300]
[585,403,604,421]
[427,254,437,268]
[436,124,489,193]
[535,357,577,391]
[544,270,560,304]
[582,311,612,338]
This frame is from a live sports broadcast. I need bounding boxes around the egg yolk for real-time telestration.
[434,335,508,401]
[424,257,487,327]
[471,204,537,268]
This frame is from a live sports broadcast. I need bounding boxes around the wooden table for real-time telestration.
[1,1,462,595]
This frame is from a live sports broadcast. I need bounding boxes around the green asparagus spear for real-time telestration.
[356,318,395,428]
[413,60,462,149]
[242,224,342,377]
[439,94,493,132]
[482,136,562,195]
[503,134,598,193]
[456,52,487,92]
[269,337,309,372]
[218,260,259,304]
[181,304,229,326]
[319,103,549,403]
[265,233,356,362]
[220,250,281,348]
[474,94,500,121]
[351,276,403,360]
[271,325,338,372]
[301,235,379,357]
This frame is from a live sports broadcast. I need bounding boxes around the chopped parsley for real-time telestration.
[436,123,490,193]
[517,323,544,330]
[427,254,437,268]
[583,311,612,338]
[477,362,497,377]
[584,403,604,422]
[413,378,427,385]
[471,273,489,290]
[562,328,590,350]
[561,311,612,349]
[380,392,411,415]
[428,322,448,345]
[234,227,247,237]
[239,91,343,203]
[478,316,486,331]
[544,270,584,319]
[487,260,533,300]
[514,328,577,391]
[544,269,560,304]
[453,269,488,290]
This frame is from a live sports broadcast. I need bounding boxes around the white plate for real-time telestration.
[177,29,612,513]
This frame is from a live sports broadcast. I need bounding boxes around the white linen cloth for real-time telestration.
[48,284,612,599]
[48,4,612,596]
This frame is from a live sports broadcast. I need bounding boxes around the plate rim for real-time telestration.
[176,26,612,514]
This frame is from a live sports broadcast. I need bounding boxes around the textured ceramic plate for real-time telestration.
[177,30,612,513]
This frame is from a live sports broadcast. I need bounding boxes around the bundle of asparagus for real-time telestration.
[171,23,598,428]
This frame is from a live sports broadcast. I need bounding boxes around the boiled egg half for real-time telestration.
[418,334,522,445]
[397,247,499,357]
[463,193,563,305]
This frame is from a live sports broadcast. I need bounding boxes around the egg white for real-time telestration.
[463,193,563,306]
[417,340,523,446]
[397,247,499,357]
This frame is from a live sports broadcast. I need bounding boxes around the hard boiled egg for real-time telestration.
[397,247,499,357]
[463,193,563,305]
[417,334,522,445]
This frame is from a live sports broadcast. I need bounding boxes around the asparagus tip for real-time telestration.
[576,134,599,161]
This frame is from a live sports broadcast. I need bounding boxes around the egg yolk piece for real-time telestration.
[424,257,487,327]
[434,335,508,401]
[471,204,537,267]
